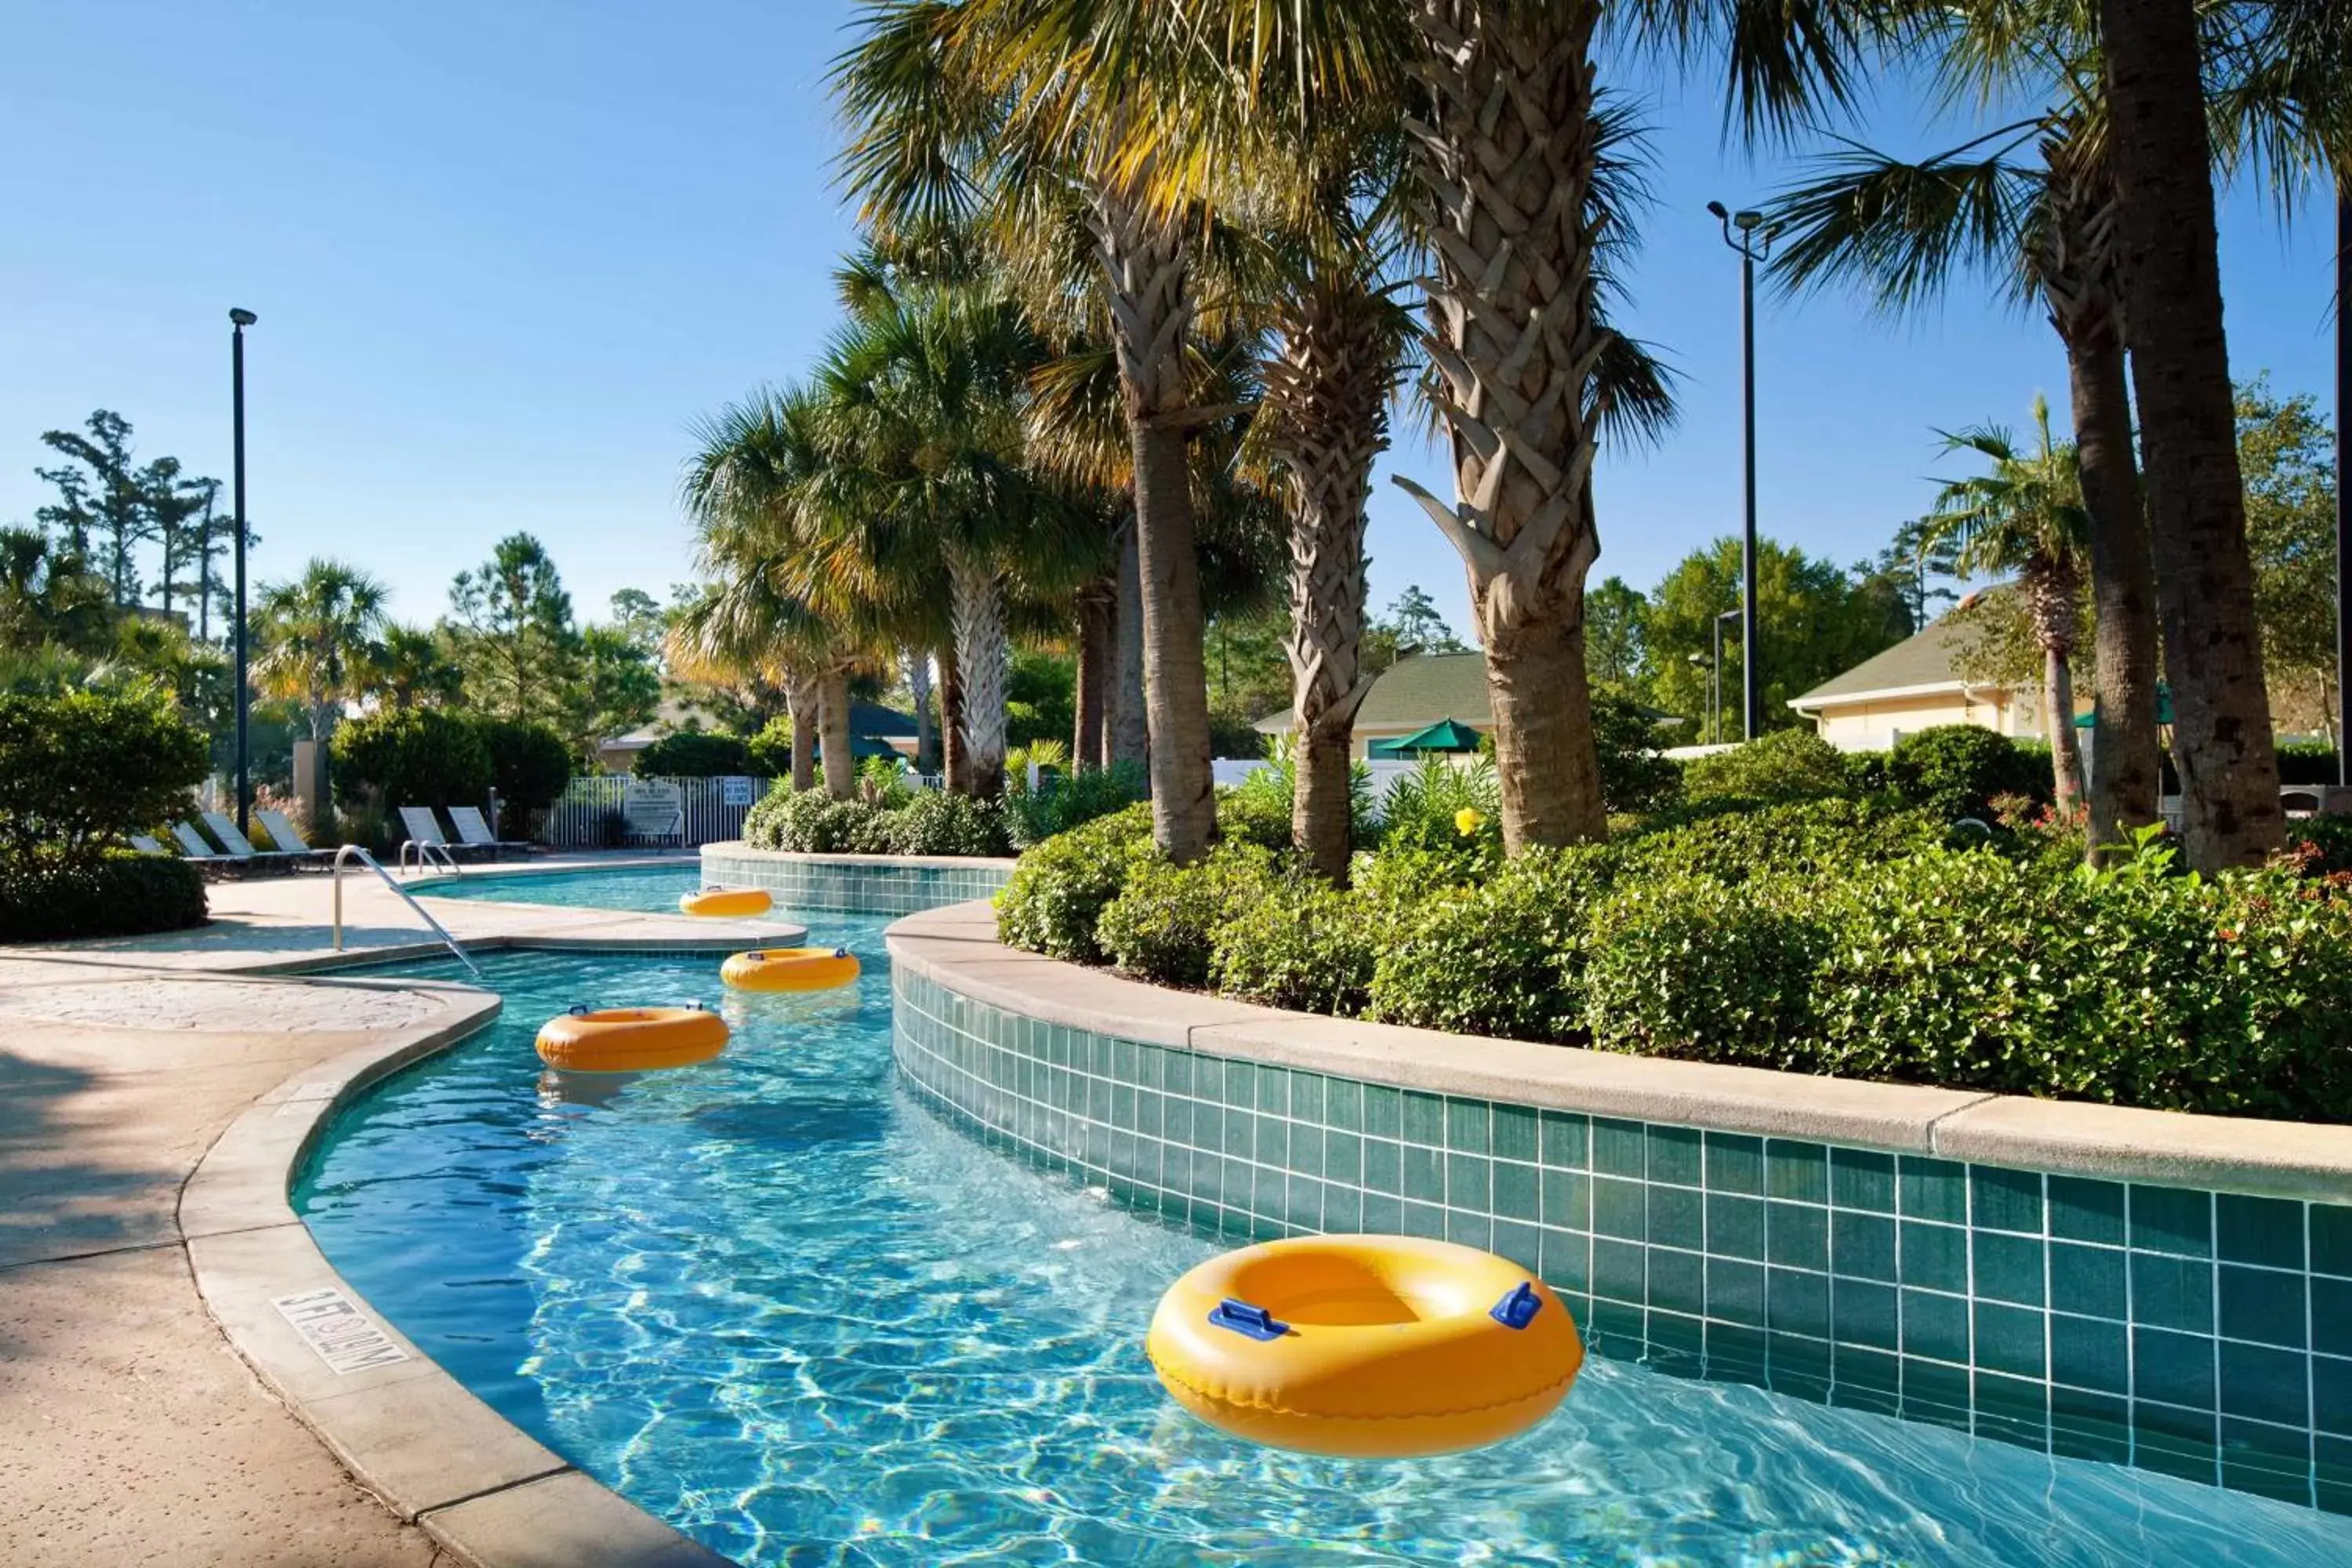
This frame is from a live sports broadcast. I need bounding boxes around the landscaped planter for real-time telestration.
[887,898,2352,1515]
[699,840,1015,916]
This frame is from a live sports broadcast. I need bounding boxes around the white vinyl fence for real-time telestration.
[535,775,772,849]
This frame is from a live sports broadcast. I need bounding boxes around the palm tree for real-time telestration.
[917,0,1854,855]
[1762,9,2161,849]
[811,273,1094,799]
[1921,399,2093,816]
[0,526,114,657]
[2093,0,2281,867]
[835,1,1256,860]
[252,558,389,745]
[371,623,464,710]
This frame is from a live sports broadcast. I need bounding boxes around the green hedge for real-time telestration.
[742,783,1011,858]
[996,788,2352,1122]
[0,850,207,942]
[0,686,209,869]
[331,709,493,813]
[476,719,573,818]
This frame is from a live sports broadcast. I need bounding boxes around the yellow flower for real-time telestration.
[1455,807,1486,837]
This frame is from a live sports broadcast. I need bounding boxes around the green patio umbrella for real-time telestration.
[1386,717,1484,755]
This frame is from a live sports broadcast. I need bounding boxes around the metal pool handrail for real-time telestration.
[332,844,481,978]
[397,839,461,877]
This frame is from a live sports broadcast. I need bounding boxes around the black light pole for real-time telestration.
[230,307,256,835]
[1710,200,1769,740]
[2336,187,2348,788]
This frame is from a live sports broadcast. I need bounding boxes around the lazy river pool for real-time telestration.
[296,868,2352,1565]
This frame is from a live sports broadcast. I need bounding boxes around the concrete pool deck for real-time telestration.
[0,855,776,1567]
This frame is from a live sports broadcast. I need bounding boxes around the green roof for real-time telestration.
[1254,651,1494,733]
[1789,598,1995,708]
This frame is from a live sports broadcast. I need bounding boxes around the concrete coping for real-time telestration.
[700,840,1020,873]
[886,900,2352,1205]
[183,971,732,1566]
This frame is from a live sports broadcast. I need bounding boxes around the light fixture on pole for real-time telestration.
[229,307,256,836]
[1709,200,1769,742]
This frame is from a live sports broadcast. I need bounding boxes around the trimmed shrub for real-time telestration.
[884,789,1009,857]
[746,716,796,779]
[476,718,572,822]
[1367,848,1614,1041]
[741,782,794,849]
[755,789,890,854]
[1593,691,1681,815]
[2288,815,2352,876]
[1208,880,1377,1015]
[1096,842,1282,988]
[0,685,209,869]
[1886,725,2048,822]
[0,850,207,942]
[1682,728,1854,806]
[1581,873,1831,1065]
[1614,797,1943,886]
[996,803,1155,964]
[331,708,493,814]
[2278,739,2340,786]
[632,731,760,778]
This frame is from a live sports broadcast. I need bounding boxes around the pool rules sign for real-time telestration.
[272,1287,412,1375]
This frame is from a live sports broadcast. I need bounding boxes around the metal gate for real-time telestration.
[534,775,771,849]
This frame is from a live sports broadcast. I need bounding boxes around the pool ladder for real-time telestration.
[331,844,481,978]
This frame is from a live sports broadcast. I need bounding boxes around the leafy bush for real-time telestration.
[0,685,209,869]
[1373,754,1504,884]
[1004,760,1148,848]
[1581,873,1831,1064]
[1615,797,1943,885]
[1682,728,1855,806]
[1593,691,1681,815]
[742,788,887,853]
[741,782,794,849]
[995,803,1155,963]
[0,849,207,942]
[2277,739,2340,786]
[475,718,572,822]
[1096,843,1282,988]
[1367,848,1615,1041]
[2287,814,2352,875]
[884,789,1010,856]
[1887,725,2048,822]
[1208,880,1377,1014]
[331,707,492,813]
[746,716,796,779]
[858,755,915,809]
[632,731,760,778]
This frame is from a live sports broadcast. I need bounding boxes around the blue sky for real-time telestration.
[1,0,2337,644]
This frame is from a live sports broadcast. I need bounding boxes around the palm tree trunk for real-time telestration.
[2042,150,2165,847]
[946,546,1010,799]
[938,644,969,794]
[1073,578,1114,768]
[1266,278,1385,882]
[1095,184,1214,862]
[906,646,935,775]
[1395,0,1610,852]
[2025,564,2087,818]
[819,664,854,800]
[1109,510,1148,768]
[785,669,818,793]
[2096,0,2282,868]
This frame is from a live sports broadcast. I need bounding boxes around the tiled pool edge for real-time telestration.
[886,898,2352,1517]
[700,841,1015,916]
[185,966,742,1566]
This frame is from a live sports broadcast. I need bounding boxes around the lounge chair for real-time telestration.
[129,833,169,855]
[398,805,485,867]
[254,809,339,868]
[169,821,234,867]
[199,810,304,870]
[448,804,532,859]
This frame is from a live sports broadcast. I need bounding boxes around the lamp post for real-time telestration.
[1709,200,1768,741]
[230,307,256,835]
[2336,186,2349,787]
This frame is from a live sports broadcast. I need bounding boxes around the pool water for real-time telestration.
[298,890,2352,1566]
[414,862,703,913]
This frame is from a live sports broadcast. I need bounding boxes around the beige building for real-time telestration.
[1788,609,2064,751]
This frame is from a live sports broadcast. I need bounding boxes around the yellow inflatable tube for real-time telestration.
[535,1006,728,1072]
[680,887,773,918]
[720,946,860,993]
[1146,1234,1582,1457]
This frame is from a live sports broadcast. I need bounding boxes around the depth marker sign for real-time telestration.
[272,1287,412,1374]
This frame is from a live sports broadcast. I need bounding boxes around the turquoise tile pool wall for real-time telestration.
[700,851,1011,916]
[893,963,2352,1515]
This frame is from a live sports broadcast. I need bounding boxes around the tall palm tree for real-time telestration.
[1921,399,2094,817]
[835,0,1254,860]
[1762,7,2161,849]
[927,0,1857,854]
[2095,0,2281,867]
[252,558,389,745]
[370,623,464,710]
